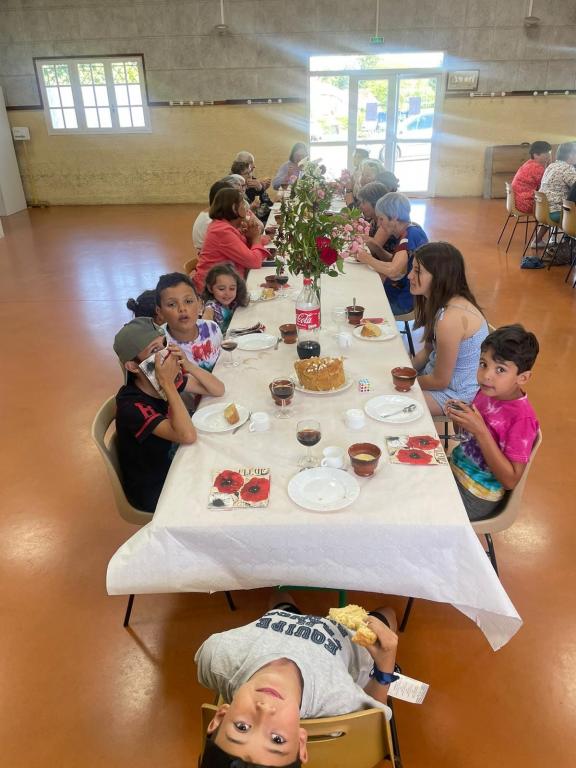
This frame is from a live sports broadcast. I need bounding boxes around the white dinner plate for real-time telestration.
[250,290,280,303]
[364,394,424,424]
[294,375,354,395]
[353,324,396,342]
[235,333,277,351]
[343,256,362,265]
[288,467,360,512]
[192,403,250,433]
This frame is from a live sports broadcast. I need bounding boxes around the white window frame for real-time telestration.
[35,56,151,135]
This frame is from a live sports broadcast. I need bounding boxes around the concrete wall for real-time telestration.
[2,0,576,203]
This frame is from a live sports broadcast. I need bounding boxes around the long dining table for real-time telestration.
[106,260,522,651]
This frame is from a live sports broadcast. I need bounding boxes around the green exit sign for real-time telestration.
[370,35,384,44]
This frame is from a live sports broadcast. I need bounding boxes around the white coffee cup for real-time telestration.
[337,331,353,350]
[320,446,346,469]
[345,408,365,430]
[249,412,270,432]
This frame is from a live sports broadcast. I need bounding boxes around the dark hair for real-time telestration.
[412,242,483,345]
[209,179,234,206]
[356,182,390,209]
[209,188,244,221]
[203,263,249,308]
[155,272,197,307]
[126,289,156,318]
[481,324,539,373]
[529,141,551,158]
[230,160,250,176]
[200,735,301,768]
[289,142,307,163]
[557,142,576,162]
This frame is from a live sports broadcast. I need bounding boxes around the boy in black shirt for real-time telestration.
[113,317,225,512]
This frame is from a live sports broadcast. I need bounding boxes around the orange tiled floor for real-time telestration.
[0,199,575,767]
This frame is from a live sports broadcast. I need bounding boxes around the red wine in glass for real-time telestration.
[275,273,289,297]
[221,339,239,367]
[296,419,321,467]
[270,377,294,418]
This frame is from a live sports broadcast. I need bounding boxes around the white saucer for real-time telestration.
[364,394,424,424]
[288,467,360,512]
[353,324,396,342]
[236,333,277,351]
[192,403,250,433]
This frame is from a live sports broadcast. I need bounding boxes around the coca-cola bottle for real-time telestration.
[296,278,321,359]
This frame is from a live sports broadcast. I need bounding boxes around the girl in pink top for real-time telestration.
[194,188,269,293]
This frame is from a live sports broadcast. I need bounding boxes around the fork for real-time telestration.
[378,404,417,419]
[232,412,251,434]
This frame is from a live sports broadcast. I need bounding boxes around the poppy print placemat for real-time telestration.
[208,468,271,508]
[386,436,448,466]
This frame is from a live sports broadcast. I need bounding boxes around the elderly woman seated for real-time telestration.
[194,187,269,293]
[355,192,428,316]
[230,158,272,223]
[272,142,308,189]
[346,159,398,207]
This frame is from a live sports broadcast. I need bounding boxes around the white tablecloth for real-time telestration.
[106,263,522,651]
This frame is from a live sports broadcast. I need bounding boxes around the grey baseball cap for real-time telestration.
[113,317,165,364]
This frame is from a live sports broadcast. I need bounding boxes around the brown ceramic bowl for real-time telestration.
[348,443,382,477]
[391,366,418,392]
[346,305,365,326]
[279,323,297,344]
[274,212,283,225]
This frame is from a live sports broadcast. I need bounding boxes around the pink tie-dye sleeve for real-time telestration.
[501,416,539,463]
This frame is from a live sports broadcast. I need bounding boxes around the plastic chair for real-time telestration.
[200,703,400,767]
[521,191,559,261]
[497,182,536,253]
[183,255,199,276]
[395,310,415,356]
[400,430,542,630]
[91,396,236,625]
[558,201,576,282]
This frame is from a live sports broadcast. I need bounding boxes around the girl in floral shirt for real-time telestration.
[202,264,249,334]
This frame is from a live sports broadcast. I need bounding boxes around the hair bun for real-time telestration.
[126,298,138,311]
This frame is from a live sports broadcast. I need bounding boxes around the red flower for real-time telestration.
[239,476,270,504]
[315,236,338,266]
[214,470,244,494]
[396,448,433,465]
[407,435,440,450]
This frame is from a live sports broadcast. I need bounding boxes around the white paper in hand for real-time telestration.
[388,673,429,704]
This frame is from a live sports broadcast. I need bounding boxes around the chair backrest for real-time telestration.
[561,200,576,238]
[200,704,394,768]
[183,255,199,275]
[472,429,542,536]
[91,396,152,525]
[505,182,519,216]
[534,191,557,228]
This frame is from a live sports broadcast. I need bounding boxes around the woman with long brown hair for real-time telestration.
[408,242,488,415]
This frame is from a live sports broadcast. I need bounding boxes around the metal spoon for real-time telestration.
[379,404,418,419]
[232,412,252,434]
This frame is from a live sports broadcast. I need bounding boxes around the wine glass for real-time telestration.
[270,377,295,419]
[296,418,321,468]
[275,272,289,298]
[221,338,239,367]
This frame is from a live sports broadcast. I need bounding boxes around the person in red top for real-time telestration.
[511,140,551,214]
[194,187,270,293]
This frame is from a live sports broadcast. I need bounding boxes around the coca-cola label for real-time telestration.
[296,308,321,330]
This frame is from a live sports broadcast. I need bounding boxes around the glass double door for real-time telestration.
[309,73,440,194]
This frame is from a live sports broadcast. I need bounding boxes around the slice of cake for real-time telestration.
[223,403,240,425]
[293,356,345,391]
[361,321,382,338]
[327,604,377,646]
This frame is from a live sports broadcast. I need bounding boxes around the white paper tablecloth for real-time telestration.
[106,263,522,650]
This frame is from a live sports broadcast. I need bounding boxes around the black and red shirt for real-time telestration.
[115,377,186,513]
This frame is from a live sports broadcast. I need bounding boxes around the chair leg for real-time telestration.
[521,222,539,260]
[497,213,512,244]
[388,700,403,768]
[564,239,576,283]
[505,217,519,253]
[338,590,347,607]
[484,534,499,576]
[123,594,135,627]
[524,216,529,244]
[224,591,236,611]
[399,597,414,632]
[547,234,565,270]
[404,321,415,356]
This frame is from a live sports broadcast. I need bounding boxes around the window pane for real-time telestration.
[357,79,389,141]
[125,62,140,83]
[85,108,99,128]
[95,85,109,107]
[98,108,112,128]
[118,106,132,127]
[55,64,70,85]
[81,86,95,107]
[115,84,129,106]
[60,86,74,108]
[46,87,61,108]
[63,109,77,129]
[131,106,145,127]
[112,63,126,84]
[50,109,65,129]
[309,76,349,143]
[128,84,142,105]
[91,63,106,85]
[78,64,93,85]
[309,144,349,180]
[42,65,57,86]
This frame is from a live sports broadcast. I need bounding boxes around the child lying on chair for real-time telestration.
[195,601,398,767]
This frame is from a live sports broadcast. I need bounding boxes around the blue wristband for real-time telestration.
[370,664,399,685]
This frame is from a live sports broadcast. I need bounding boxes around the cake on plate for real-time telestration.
[361,321,382,338]
[293,356,345,391]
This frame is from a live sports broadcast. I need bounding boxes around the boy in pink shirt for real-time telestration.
[446,325,540,521]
